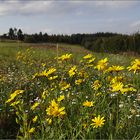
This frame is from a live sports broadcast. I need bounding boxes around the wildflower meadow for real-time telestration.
[0,43,140,139]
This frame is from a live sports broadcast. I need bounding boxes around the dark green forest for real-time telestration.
[1,28,140,54]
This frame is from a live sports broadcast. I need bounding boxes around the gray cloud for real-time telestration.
[0,0,138,16]
[0,0,53,16]
[0,0,139,34]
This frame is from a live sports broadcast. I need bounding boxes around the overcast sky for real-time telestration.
[0,0,140,35]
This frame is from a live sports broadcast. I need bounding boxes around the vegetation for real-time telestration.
[1,28,140,54]
[0,42,140,139]
[1,28,24,41]
[82,33,140,54]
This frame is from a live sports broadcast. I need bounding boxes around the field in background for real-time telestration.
[0,41,140,139]
[0,42,138,67]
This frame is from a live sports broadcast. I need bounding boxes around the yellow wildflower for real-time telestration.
[46,118,52,125]
[88,58,95,64]
[16,51,22,60]
[57,95,65,102]
[86,64,94,67]
[32,73,38,79]
[48,75,58,80]
[46,68,56,76]
[120,86,137,94]
[83,54,93,59]
[110,82,124,92]
[91,115,105,128]
[34,68,56,78]
[6,90,24,103]
[127,59,140,73]
[110,76,124,84]
[107,65,124,73]
[41,63,46,67]
[69,66,77,77]
[31,102,39,110]
[10,101,20,106]
[42,90,48,100]
[60,83,70,91]
[83,100,94,107]
[29,127,35,133]
[32,116,38,123]
[95,58,108,71]
[58,54,72,61]
[75,79,83,85]
[46,99,66,118]
[93,80,102,90]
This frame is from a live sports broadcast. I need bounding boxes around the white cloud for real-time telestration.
[20,1,52,14]
[70,0,138,8]
[0,0,138,17]
[130,20,140,27]
[0,0,139,34]
[94,1,138,8]
[0,0,53,16]
[0,3,13,16]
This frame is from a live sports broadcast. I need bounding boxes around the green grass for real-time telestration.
[0,42,138,65]
[0,41,140,139]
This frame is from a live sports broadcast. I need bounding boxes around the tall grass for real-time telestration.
[0,42,140,139]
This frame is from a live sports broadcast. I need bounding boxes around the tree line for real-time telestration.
[81,33,140,54]
[0,28,140,54]
[1,28,24,41]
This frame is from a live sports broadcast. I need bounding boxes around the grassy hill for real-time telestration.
[0,42,138,66]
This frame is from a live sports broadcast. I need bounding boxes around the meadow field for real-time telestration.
[0,42,140,139]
